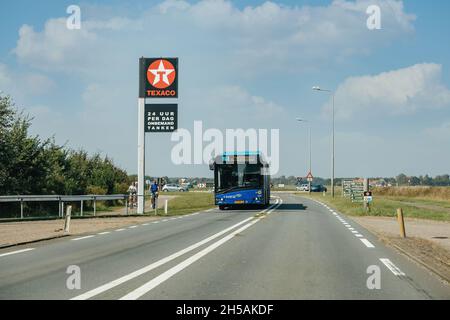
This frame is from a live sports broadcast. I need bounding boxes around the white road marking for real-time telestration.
[351,230,359,233]
[71,217,255,300]
[360,238,375,248]
[142,223,149,226]
[72,200,282,301]
[0,248,35,258]
[162,219,169,222]
[119,201,285,301]
[355,234,363,238]
[97,232,111,235]
[72,235,95,241]
[348,227,354,230]
[380,258,406,276]
[128,225,138,229]
[115,228,126,232]
[152,221,159,224]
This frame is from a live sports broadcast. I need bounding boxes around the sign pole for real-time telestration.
[137,97,145,214]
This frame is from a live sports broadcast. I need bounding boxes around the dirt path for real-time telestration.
[351,216,450,282]
[0,195,178,248]
[352,216,450,251]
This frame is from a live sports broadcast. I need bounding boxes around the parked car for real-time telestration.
[310,184,327,192]
[162,184,188,192]
[296,184,310,191]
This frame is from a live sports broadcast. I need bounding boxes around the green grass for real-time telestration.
[298,189,450,222]
[146,192,215,216]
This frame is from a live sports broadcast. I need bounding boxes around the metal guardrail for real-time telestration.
[0,194,128,219]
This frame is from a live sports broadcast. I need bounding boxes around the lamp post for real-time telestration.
[312,86,335,198]
[296,118,311,194]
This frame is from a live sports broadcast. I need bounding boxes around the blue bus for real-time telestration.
[209,152,270,210]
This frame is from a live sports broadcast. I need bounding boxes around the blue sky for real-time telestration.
[1,0,450,178]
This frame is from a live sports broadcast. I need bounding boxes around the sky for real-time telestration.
[0,0,449,179]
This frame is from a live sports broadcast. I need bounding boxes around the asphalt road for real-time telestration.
[0,193,449,300]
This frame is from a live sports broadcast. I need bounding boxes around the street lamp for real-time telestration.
[313,86,335,198]
[296,118,312,194]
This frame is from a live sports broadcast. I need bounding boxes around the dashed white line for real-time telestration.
[152,221,159,224]
[128,225,138,229]
[72,235,95,241]
[0,248,35,258]
[351,230,359,234]
[380,258,405,276]
[354,234,363,238]
[71,216,256,300]
[142,223,149,226]
[115,228,126,232]
[360,238,375,248]
[97,231,111,235]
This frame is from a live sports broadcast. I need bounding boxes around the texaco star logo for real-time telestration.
[147,59,176,89]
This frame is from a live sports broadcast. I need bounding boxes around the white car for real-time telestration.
[296,184,310,191]
[162,184,188,192]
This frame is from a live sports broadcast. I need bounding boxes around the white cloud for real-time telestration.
[13,0,415,77]
[328,63,450,120]
[424,121,450,141]
[0,63,55,97]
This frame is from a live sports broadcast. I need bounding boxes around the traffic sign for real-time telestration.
[363,191,373,203]
[306,172,313,182]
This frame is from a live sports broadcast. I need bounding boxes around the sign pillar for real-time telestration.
[137,97,145,214]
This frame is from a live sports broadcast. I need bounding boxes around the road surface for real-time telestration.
[0,193,449,300]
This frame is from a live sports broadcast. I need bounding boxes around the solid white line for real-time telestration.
[72,235,95,241]
[0,248,35,258]
[360,238,375,248]
[119,201,286,301]
[380,258,406,276]
[97,231,111,235]
[71,216,255,300]
[115,228,126,232]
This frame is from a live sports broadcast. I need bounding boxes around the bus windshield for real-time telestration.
[216,163,262,193]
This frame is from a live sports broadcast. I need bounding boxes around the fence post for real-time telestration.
[93,197,96,216]
[20,198,24,219]
[164,199,168,215]
[397,208,406,238]
[80,200,84,217]
[125,197,128,215]
[62,202,65,219]
[64,205,72,233]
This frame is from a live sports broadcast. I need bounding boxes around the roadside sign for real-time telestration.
[139,57,178,98]
[145,104,178,132]
[363,191,373,203]
[306,172,313,182]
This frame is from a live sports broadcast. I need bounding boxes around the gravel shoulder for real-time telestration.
[0,195,178,248]
[351,216,450,283]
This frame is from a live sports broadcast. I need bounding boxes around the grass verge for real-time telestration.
[297,190,450,222]
[145,192,215,216]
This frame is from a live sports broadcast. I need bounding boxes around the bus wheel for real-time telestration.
[219,205,225,210]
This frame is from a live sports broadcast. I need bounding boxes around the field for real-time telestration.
[148,191,215,216]
[299,186,450,222]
